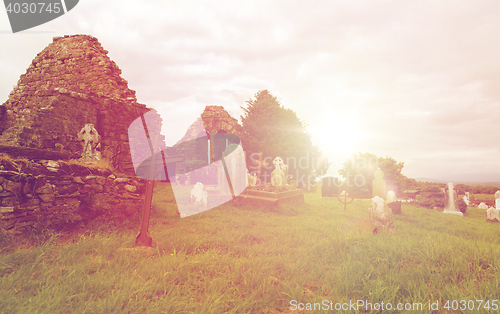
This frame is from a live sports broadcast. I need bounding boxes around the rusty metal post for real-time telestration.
[135,179,154,246]
[135,114,159,247]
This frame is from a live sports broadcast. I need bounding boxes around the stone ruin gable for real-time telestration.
[169,105,244,169]
[6,34,136,102]
[0,34,154,174]
[176,105,243,144]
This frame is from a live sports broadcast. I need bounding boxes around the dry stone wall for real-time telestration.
[0,156,145,234]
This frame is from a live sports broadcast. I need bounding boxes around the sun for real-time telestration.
[309,115,362,156]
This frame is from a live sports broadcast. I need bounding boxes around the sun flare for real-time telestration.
[310,115,362,156]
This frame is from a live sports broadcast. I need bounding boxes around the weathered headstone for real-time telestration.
[443,182,463,216]
[321,177,339,197]
[478,202,488,209]
[486,206,500,222]
[221,143,247,196]
[190,182,208,207]
[386,190,401,214]
[463,192,470,206]
[78,123,101,160]
[495,190,500,210]
[271,157,288,186]
[369,196,395,234]
[372,169,386,199]
[386,190,397,203]
[246,170,257,187]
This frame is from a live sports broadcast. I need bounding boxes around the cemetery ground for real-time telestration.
[1,183,500,313]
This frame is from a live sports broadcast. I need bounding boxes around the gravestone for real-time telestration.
[486,206,500,222]
[369,196,395,234]
[478,202,488,209]
[372,169,386,199]
[246,170,257,187]
[78,123,101,160]
[495,190,500,210]
[463,192,470,206]
[321,177,339,197]
[443,182,463,216]
[271,157,288,186]
[220,143,247,196]
[190,182,208,207]
[386,190,401,214]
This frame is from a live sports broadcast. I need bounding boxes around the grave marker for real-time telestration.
[372,169,386,199]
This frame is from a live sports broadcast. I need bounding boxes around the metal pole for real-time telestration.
[135,114,159,247]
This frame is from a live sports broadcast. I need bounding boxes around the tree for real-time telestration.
[240,90,328,184]
[338,152,408,198]
[416,185,444,209]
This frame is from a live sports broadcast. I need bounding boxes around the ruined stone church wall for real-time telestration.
[0,34,156,232]
[0,35,153,174]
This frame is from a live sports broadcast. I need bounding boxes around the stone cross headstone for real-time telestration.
[271,157,288,186]
[78,123,101,160]
[443,182,462,216]
[495,190,500,210]
[486,206,500,222]
[372,169,386,199]
[321,177,339,197]
[369,196,395,234]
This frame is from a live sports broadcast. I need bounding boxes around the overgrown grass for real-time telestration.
[1,183,499,313]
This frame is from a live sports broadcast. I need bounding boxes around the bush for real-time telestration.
[417,185,444,209]
[458,199,467,214]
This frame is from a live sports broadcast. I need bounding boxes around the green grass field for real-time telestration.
[1,183,500,313]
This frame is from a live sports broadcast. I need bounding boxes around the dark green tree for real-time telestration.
[240,90,329,183]
[338,152,409,198]
[416,185,444,209]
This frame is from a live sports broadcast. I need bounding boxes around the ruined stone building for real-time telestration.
[0,34,150,171]
[0,34,248,232]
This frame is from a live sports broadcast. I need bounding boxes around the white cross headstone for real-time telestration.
[78,123,101,160]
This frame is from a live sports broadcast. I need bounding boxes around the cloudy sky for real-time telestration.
[1,0,500,182]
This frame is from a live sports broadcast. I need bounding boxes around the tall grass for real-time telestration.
[1,183,499,313]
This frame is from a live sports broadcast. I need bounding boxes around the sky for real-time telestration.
[1,0,500,182]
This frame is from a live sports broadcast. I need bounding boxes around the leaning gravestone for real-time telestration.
[386,190,402,214]
[369,196,395,234]
[443,182,463,216]
[486,206,500,222]
[372,169,386,199]
[321,177,339,197]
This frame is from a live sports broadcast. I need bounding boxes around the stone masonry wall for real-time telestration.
[0,156,145,234]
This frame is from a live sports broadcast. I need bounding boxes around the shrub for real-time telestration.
[417,185,444,209]
[458,199,467,214]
